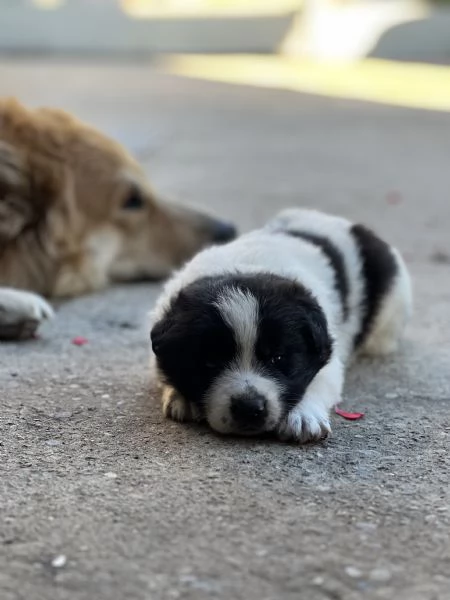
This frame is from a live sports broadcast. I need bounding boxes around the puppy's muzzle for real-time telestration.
[230,390,268,431]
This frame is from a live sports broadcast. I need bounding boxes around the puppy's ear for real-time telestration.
[304,304,333,366]
[0,142,31,243]
[284,280,333,366]
[151,315,174,356]
[150,294,196,358]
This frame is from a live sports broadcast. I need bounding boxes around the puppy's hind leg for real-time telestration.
[0,287,54,340]
[360,251,412,357]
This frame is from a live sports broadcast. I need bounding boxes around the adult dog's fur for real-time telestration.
[0,98,235,339]
[150,209,412,443]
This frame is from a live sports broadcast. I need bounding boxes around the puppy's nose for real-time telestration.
[231,392,267,429]
[209,219,237,243]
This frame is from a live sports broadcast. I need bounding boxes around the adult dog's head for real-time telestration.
[151,273,332,435]
[0,98,235,296]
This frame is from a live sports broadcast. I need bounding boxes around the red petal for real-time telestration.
[71,336,89,346]
[335,407,365,420]
[386,190,402,205]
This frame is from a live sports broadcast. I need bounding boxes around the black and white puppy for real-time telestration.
[150,209,412,443]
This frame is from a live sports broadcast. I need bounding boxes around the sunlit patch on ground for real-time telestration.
[121,0,300,18]
[31,0,64,8]
[163,54,450,112]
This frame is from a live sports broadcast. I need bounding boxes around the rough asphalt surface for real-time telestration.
[1,59,450,600]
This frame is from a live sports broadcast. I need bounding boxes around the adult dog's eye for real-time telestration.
[122,187,144,210]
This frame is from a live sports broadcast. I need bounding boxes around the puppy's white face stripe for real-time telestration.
[215,287,258,369]
[209,288,284,434]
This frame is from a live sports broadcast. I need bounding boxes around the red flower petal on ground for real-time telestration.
[335,407,365,420]
[386,190,402,205]
[71,336,89,346]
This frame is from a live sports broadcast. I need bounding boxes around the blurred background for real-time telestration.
[0,0,449,234]
[1,0,450,60]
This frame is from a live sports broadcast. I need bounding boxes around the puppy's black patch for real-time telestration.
[151,279,237,410]
[283,230,349,320]
[351,224,398,348]
[249,273,332,409]
[151,273,332,414]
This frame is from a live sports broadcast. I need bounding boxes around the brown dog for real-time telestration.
[0,98,235,340]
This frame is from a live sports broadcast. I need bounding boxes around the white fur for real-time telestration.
[0,287,54,339]
[0,288,54,324]
[152,208,412,442]
[215,287,258,369]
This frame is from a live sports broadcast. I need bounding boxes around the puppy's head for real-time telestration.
[0,99,236,291]
[151,273,332,436]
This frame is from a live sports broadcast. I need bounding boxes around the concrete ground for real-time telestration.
[1,59,450,600]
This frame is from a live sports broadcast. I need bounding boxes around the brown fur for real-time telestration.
[0,98,232,299]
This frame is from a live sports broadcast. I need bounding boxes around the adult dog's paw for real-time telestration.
[277,403,331,444]
[0,289,54,340]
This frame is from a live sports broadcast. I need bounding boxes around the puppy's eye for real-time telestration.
[269,355,283,366]
[122,187,144,210]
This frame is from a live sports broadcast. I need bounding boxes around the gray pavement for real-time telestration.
[1,59,450,600]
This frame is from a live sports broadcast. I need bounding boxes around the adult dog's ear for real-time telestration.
[0,141,64,245]
[0,141,31,243]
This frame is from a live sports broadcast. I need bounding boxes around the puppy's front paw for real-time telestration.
[277,403,331,444]
[0,289,54,340]
[161,386,201,423]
